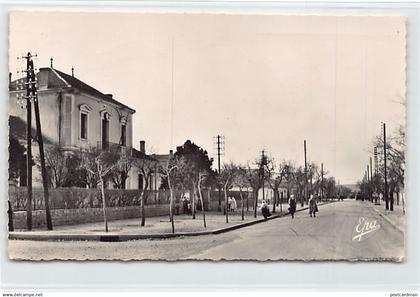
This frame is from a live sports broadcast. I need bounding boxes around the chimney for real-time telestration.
[169,150,173,156]
[140,140,145,154]
[9,72,12,89]
[105,94,113,99]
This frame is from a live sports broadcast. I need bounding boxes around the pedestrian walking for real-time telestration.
[288,195,297,219]
[231,197,237,212]
[260,200,271,220]
[182,196,188,214]
[187,200,192,216]
[309,195,318,217]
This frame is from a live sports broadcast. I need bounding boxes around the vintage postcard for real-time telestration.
[7,12,405,261]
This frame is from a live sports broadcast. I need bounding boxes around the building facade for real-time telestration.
[9,67,140,189]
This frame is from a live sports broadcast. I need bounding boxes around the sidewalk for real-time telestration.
[9,202,329,241]
[367,200,405,233]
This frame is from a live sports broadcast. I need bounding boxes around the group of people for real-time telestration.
[259,194,319,220]
[181,192,319,219]
[227,196,237,212]
[181,196,192,215]
[287,194,319,218]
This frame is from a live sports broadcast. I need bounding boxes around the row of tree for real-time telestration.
[160,141,345,234]
[9,136,346,232]
[358,125,405,209]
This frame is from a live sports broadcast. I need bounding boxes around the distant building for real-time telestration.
[257,184,288,204]
[130,140,172,192]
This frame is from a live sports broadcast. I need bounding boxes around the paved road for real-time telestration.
[190,200,404,261]
[8,200,404,261]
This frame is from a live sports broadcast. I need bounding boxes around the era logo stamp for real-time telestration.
[352,217,381,242]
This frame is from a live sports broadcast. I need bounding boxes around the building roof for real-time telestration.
[150,153,171,164]
[131,148,157,161]
[10,68,135,113]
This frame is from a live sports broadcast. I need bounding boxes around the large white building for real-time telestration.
[9,66,164,190]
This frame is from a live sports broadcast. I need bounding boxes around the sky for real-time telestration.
[9,12,406,184]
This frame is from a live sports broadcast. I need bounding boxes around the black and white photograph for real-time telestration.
[7,11,406,261]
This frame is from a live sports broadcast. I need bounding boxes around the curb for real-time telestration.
[371,206,404,234]
[8,202,333,242]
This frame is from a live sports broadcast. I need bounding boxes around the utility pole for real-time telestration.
[321,163,324,202]
[366,165,370,202]
[383,123,389,210]
[32,60,53,230]
[261,150,266,203]
[23,53,33,230]
[17,53,53,230]
[370,157,373,203]
[214,135,224,212]
[303,140,307,207]
[364,171,367,201]
[374,146,380,205]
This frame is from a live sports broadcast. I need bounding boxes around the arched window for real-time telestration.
[79,104,92,140]
[101,112,110,150]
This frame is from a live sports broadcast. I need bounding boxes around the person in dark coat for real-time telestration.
[182,197,188,214]
[309,195,318,217]
[260,200,271,219]
[288,195,297,219]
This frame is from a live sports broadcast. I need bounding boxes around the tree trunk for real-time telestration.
[198,180,206,228]
[168,176,175,233]
[390,187,394,211]
[253,189,258,218]
[279,191,282,213]
[246,191,249,212]
[207,188,211,211]
[191,184,196,219]
[99,176,108,232]
[224,184,229,223]
[300,188,304,207]
[240,189,244,221]
[170,188,174,233]
[140,190,146,227]
[272,188,277,214]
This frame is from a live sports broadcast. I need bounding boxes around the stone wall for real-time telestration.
[12,204,171,230]
[11,200,257,229]
[9,186,258,229]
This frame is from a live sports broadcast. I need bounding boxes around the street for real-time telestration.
[8,199,404,261]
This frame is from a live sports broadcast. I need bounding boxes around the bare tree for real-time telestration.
[293,166,307,206]
[110,149,133,189]
[369,125,405,207]
[160,155,180,233]
[266,158,290,213]
[43,144,68,188]
[218,163,237,223]
[197,172,208,228]
[244,163,265,218]
[282,162,296,203]
[233,165,248,220]
[80,148,119,232]
[174,140,213,221]
[307,162,320,198]
[134,154,158,227]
